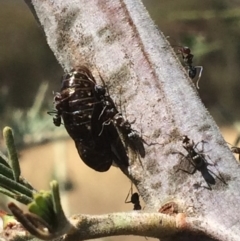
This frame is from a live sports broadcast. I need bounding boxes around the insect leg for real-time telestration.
[125,183,133,204]
[172,152,197,174]
[206,168,227,185]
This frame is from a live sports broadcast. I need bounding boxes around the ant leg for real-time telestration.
[172,152,196,173]
[98,119,112,136]
[98,105,107,120]
[203,154,227,185]
[194,182,212,191]
[125,183,133,204]
[97,70,113,94]
[142,137,162,147]
[195,66,203,89]
[205,182,212,191]
[206,168,227,185]
[176,166,197,175]
[171,151,186,166]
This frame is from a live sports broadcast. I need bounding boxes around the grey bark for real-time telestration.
[23,0,240,240]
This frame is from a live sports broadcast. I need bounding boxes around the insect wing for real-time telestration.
[91,99,129,169]
[75,140,112,172]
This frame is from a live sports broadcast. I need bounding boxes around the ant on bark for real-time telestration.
[177,46,203,89]
[125,184,141,210]
[172,135,226,190]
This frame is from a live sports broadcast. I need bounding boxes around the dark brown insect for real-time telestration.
[125,184,141,210]
[50,66,129,172]
[115,115,145,157]
[177,46,203,89]
[172,135,226,190]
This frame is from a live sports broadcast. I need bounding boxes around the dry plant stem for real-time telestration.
[66,212,185,240]
[24,0,240,240]
[65,212,238,241]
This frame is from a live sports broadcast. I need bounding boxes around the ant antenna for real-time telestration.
[96,68,113,96]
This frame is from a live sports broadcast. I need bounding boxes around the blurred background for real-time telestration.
[0,0,240,240]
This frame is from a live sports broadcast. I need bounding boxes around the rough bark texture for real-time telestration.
[24,0,240,240]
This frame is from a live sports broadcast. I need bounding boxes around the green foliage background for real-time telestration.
[1,0,240,148]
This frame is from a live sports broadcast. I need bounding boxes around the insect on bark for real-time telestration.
[50,66,129,172]
[177,46,203,89]
[172,135,226,190]
[92,74,146,158]
[125,183,141,210]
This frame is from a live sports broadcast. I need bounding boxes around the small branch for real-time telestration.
[65,212,185,241]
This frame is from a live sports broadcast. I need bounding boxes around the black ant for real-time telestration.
[172,135,226,190]
[125,184,141,210]
[177,46,203,89]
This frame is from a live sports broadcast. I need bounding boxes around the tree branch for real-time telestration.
[21,0,240,240]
